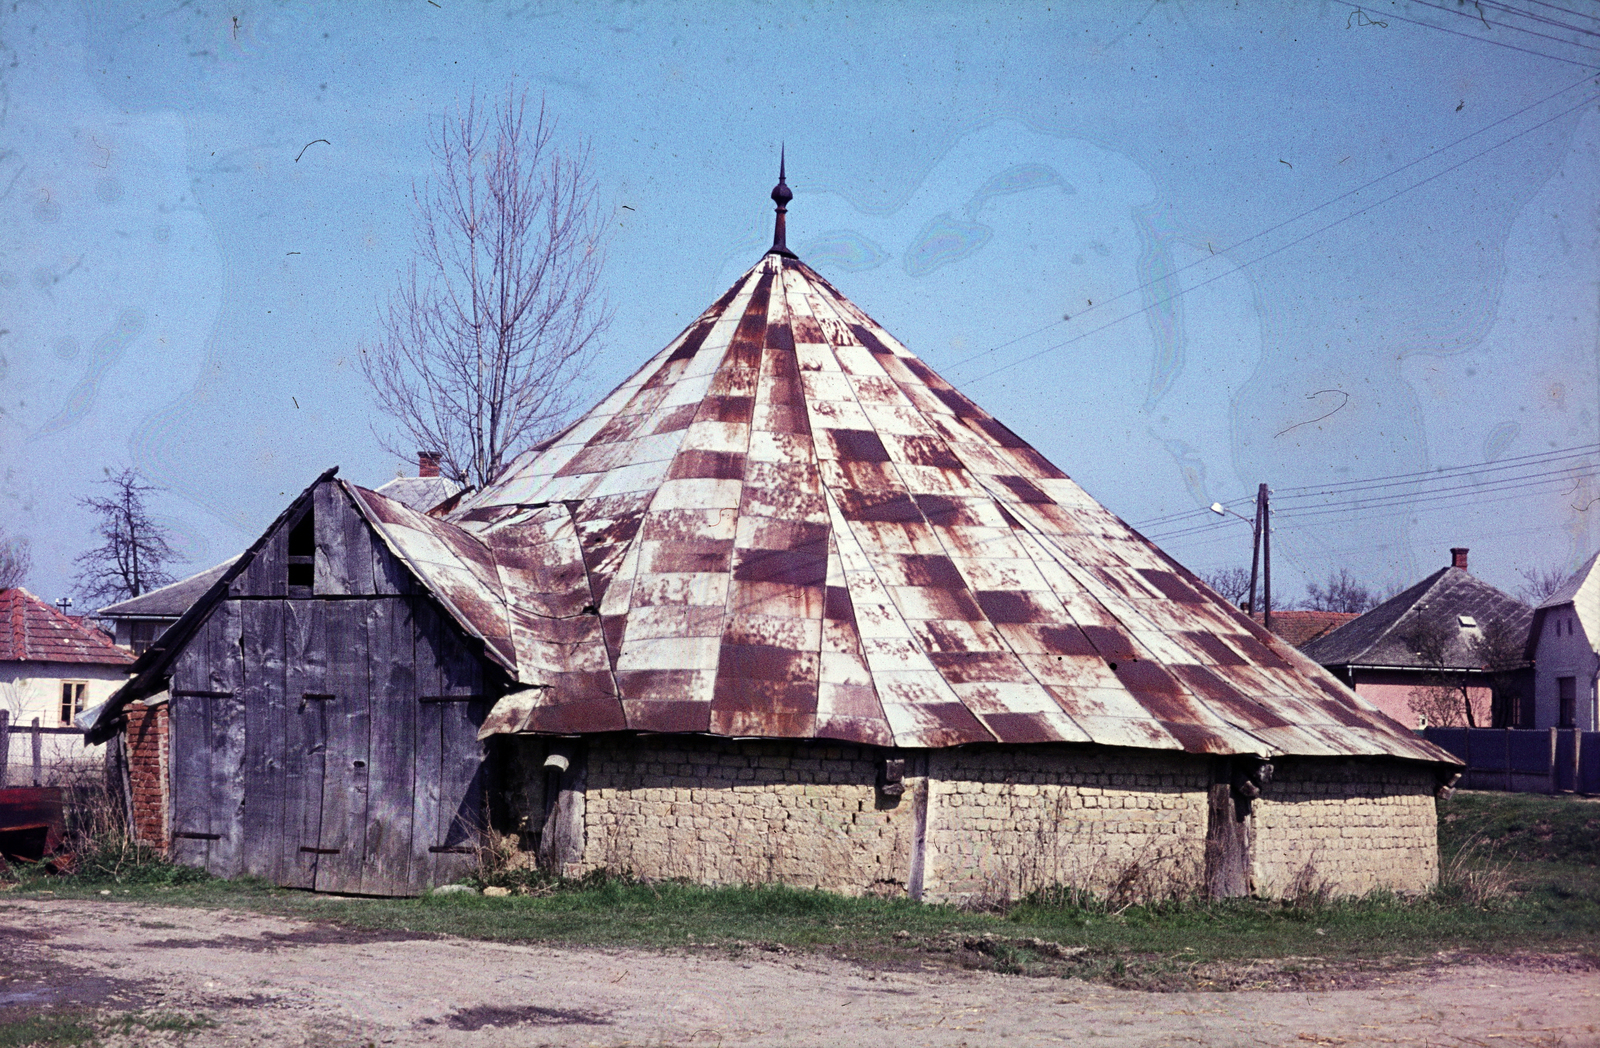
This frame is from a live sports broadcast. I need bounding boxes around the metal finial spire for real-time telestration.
[768,146,796,258]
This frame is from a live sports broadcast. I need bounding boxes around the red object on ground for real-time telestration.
[0,786,66,868]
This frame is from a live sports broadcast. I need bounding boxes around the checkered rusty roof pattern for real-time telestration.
[410,254,1449,762]
[1,587,134,666]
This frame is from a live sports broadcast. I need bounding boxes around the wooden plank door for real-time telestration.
[409,602,487,890]
[314,600,372,894]
[359,597,417,895]
[240,601,288,885]
[167,604,245,878]
[283,601,330,889]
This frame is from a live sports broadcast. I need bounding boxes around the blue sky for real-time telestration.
[3,0,1597,609]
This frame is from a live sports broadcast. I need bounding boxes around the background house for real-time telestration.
[1252,610,1359,650]
[1,588,132,784]
[97,562,231,656]
[1527,550,1600,731]
[373,452,464,513]
[1301,549,1533,729]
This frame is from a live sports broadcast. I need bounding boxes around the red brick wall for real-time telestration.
[125,703,168,852]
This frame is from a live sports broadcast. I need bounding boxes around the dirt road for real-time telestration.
[3,898,1596,1047]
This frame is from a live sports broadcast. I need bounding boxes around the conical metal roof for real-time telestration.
[446,249,1449,764]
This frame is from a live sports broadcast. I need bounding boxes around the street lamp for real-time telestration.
[1210,484,1271,629]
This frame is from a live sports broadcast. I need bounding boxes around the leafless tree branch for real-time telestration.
[72,468,183,609]
[360,85,612,489]
[0,527,30,589]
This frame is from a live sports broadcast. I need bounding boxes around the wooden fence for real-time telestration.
[0,710,83,788]
[1423,727,1599,795]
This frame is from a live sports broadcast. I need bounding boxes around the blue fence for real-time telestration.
[1422,727,1600,794]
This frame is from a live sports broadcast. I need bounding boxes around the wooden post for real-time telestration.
[1568,729,1580,796]
[0,709,9,787]
[1505,729,1512,793]
[31,717,42,787]
[1550,727,1559,794]
[1204,758,1251,898]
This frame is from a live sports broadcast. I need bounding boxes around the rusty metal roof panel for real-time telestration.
[436,251,1457,767]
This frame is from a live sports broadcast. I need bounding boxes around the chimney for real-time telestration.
[1450,547,1469,572]
[418,451,441,479]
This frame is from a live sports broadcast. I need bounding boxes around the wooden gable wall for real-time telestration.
[166,480,495,895]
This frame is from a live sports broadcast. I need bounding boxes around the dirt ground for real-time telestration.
[2,899,1597,1048]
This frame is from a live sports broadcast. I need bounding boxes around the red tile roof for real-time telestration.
[0,588,135,666]
[1250,611,1361,649]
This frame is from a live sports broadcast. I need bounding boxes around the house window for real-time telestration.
[1558,676,1577,728]
[287,507,315,596]
[129,620,162,656]
[60,681,86,725]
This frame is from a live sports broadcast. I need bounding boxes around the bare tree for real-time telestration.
[1301,568,1380,613]
[1199,566,1252,608]
[1516,564,1569,605]
[1401,614,1483,728]
[73,468,184,608]
[1469,616,1531,727]
[361,85,612,489]
[0,526,29,589]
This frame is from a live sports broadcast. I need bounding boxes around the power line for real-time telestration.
[1475,0,1600,40]
[1519,0,1600,26]
[1138,443,1600,535]
[1403,0,1600,53]
[1349,0,1600,67]
[956,90,1600,388]
[942,70,1600,378]
[1272,442,1600,495]
[1273,448,1600,505]
[1278,469,1596,522]
[1143,452,1599,541]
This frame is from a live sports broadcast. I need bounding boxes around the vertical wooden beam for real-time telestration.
[907,752,930,902]
[0,709,10,786]
[313,482,346,596]
[1550,727,1559,794]
[30,718,41,787]
[167,614,213,870]
[409,601,446,892]
[283,600,328,889]
[240,600,288,885]
[361,597,416,894]
[205,602,247,880]
[319,599,374,894]
[1205,759,1251,899]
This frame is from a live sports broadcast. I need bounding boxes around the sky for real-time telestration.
[2,0,1597,613]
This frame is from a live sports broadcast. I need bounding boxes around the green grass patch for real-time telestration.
[8,790,1597,991]
[0,1012,98,1048]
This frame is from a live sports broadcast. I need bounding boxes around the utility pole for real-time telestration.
[1260,482,1272,632]
[1246,488,1263,617]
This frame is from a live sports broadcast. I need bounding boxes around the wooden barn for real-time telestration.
[90,173,1460,900]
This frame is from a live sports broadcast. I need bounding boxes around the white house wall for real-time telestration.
[0,661,122,783]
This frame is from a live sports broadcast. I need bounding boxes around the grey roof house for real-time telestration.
[1300,548,1533,729]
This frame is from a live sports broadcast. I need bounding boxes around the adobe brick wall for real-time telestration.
[533,737,1440,902]
[923,747,1208,904]
[1251,758,1438,896]
[579,736,912,894]
[124,702,168,852]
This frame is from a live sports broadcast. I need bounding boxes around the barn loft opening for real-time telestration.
[287,507,314,595]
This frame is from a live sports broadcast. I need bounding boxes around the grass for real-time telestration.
[0,1011,213,1048]
[4,790,1597,992]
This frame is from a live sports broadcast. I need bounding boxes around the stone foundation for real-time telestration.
[1251,758,1439,897]
[509,736,1441,902]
